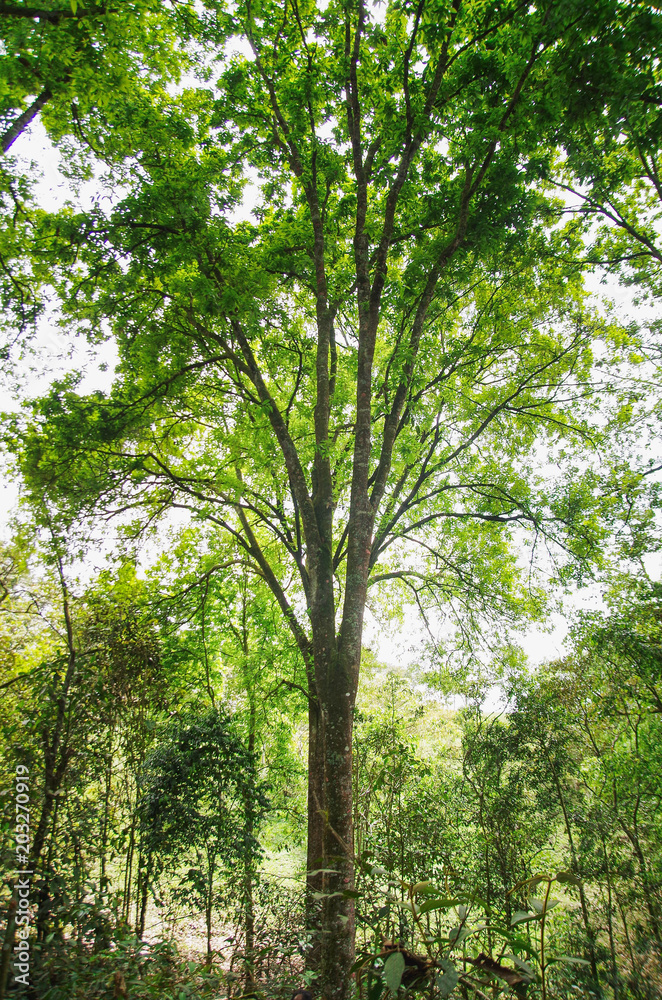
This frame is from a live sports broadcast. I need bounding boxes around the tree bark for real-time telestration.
[137,853,152,940]
[601,834,619,1000]
[206,858,214,965]
[618,813,662,949]
[615,892,644,1000]
[306,698,325,972]
[1,87,52,154]
[0,892,17,1000]
[244,647,256,988]
[318,658,357,1000]
[122,815,136,926]
[100,731,114,892]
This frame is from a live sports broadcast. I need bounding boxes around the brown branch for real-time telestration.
[0,4,80,21]
[2,87,52,153]
[554,179,662,264]
[0,674,27,691]
[234,500,313,670]
[229,318,320,557]
[369,167,474,514]
[265,677,316,706]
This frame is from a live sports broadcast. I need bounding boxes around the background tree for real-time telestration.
[139,708,268,965]
[0,0,201,371]
[147,526,310,978]
[506,586,662,999]
[0,516,169,996]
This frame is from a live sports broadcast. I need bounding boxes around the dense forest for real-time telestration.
[1,1,661,999]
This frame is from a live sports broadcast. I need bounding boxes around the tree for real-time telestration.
[139,708,267,964]
[0,514,168,996]
[506,586,662,998]
[148,526,310,978]
[8,2,662,995]
[0,1,196,155]
[505,674,605,995]
[549,3,662,299]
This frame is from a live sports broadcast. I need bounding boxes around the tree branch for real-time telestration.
[2,87,52,153]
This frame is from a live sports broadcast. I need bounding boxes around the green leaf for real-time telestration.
[556,871,582,887]
[507,936,540,958]
[418,896,459,915]
[548,955,591,967]
[436,960,459,999]
[504,954,535,977]
[383,951,406,995]
[370,866,388,877]
[511,910,541,925]
[368,973,384,1000]
[411,881,436,896]
[448,924,470,946]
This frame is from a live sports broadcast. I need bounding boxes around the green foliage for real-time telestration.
[2,506,662,999]
[350,865,590,999]
[551,3,662,298]
[504,590,662,998]
[0,0,210,182]
[28,932,225,1000]
[7,0,656,661]
[1,1,662,997]
[350,644,662,998]
[139,707,267,885]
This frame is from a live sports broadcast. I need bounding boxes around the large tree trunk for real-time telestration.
[306,698,325,972]
[310,542,366,1000]
[319,671,357,1000]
